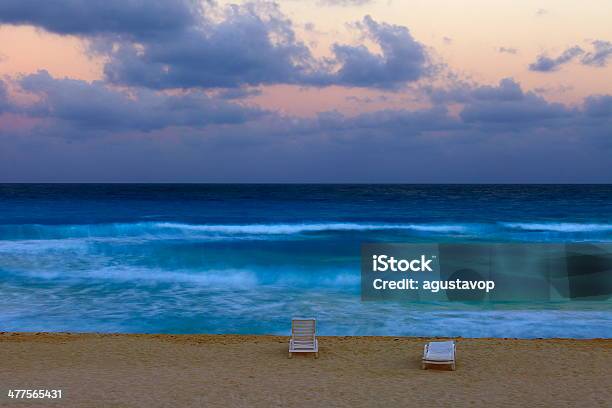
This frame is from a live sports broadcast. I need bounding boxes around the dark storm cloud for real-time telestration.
[529,46,584,72]
[0,0,196,37]
[18,70,263,133]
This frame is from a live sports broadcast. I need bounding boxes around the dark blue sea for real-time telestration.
[1,184,611,338]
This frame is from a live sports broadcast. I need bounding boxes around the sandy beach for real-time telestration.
[0,333,610,407]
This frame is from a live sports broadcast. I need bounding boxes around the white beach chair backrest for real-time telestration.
[292,318,316,344]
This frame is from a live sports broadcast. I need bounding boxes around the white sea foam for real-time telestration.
[153,222,469,234]
[0,221,471,241]
[502,222,612,232]
[18,266,259,288]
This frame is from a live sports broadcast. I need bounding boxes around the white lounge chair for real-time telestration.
[422,340,456,370]
[288,318,318,358]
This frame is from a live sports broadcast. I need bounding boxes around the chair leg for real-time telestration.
[451,363,456,371]
[288,352,292,359]
[314,352,319,359]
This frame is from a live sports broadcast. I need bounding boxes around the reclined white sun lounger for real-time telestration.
[288,318,318,358]
[422,340,456,370]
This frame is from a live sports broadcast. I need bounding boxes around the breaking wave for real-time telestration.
[501,222,612,233]
[0,221,471,241]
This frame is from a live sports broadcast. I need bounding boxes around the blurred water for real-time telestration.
[0,184,611,337]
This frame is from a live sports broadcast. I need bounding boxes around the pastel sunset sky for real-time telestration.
[0,0,611,182]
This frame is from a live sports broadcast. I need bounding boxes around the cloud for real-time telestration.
[428,78,572,126]
[468,78,526,101]
[0,0,195,37]
[321,15,428,89]
[0,1,429,91]
[2,76,611,182]
[498,47,518,54]
[427,78,524,104]
[460,93,569,126]
[318,0,373,5]
[581,40,612,67]
[529,41,612,72]
[102,3,318,90]
[216,87,263,100]
[0,1,321,89]
[8,74,609,140]
[529,46,584,72]
[0,0,609,182]
[104,11,429,90]
[314,105,459,134]
[584,95,612,117]
[0,80,9,113]
[16,70,264,134]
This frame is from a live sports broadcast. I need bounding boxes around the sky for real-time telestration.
[0,0,611,182]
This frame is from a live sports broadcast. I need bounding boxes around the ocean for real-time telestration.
[1,184,611,338]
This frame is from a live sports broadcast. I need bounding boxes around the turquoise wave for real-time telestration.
[2,221,612,241]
